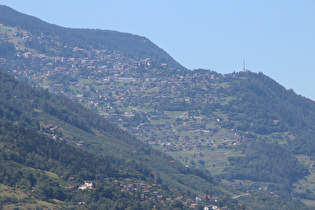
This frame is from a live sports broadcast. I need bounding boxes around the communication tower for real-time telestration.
[243,57,246,71]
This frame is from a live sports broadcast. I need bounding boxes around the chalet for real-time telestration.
[24,52,33,58]
[55,57,65,63]
[157,195,164,200]
[43,124,54,129]
[120,77,135,82]
[76,141,84,147]
[209,196,220,202]
[39,54,46,59]
[68,176,76,182]
[190,203,198,209]
[78,180,93,190]
[175,196,184,201]
[196,196,202,202]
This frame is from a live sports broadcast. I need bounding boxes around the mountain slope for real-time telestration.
[0,5,314,209]
[0,67,309,209]
[0,5,186,70]
[230,71,315,154]
[0,69,248,209]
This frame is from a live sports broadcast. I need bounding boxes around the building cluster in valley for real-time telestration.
[67,176,227,209]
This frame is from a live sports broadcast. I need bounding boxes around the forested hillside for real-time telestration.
[230,72,315,155]
[1,5,315,209]
[0,69,246,209]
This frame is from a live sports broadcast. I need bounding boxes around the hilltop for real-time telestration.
[1,4,315,209]
[0,5,186,71]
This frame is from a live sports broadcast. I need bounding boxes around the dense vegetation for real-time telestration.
[0,121,167,209]
[0,70,155,208]
[227,71,315,158]
[223,140,308,198]
[229,72,315,136]
[0,41,15,57]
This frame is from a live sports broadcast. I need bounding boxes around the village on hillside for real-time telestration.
[0,24,245,175]
[67,177,228,209]
[0,22,299,207]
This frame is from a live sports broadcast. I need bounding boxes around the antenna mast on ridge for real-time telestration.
[243,57,245,71]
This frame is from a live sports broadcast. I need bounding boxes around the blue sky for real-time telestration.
[2,0,315,99]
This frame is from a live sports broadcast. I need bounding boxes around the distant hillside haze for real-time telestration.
[1,4,315,209]
[0,5,186,70]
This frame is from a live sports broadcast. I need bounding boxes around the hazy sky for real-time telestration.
[2,0,315,99]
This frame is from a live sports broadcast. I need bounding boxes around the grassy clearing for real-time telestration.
[165,111,184,117]
[149,118,170,124]
[137,107,154,113]
[227,151,243,156]
[78,78,93,84]
[0,183,27,200]
[45,171,59,179]
[167,147,235,176]
[293,155,315,206]
[0,183,60,209]
[142,87,158,94]
[301,199,315,206]
[0,25,12,33]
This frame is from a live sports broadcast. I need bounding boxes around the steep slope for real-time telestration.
[228,71,315,159]
[0,69,310,210]
[220,71,315,199]
[0,5,186,70]
[0,5,314,208]
[230,71,315,148]
[0,69,247,209]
